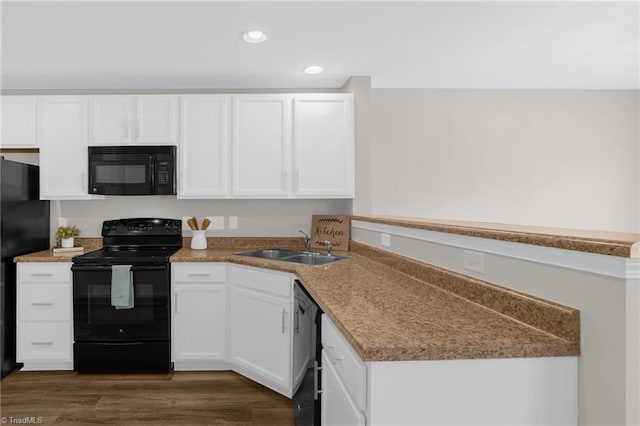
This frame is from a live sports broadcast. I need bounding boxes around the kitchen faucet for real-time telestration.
[299,230,310,250]
[324,240,333,256]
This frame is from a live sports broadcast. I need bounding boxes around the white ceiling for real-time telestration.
[1,1,638,90]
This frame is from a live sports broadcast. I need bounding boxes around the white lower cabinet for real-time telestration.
[16,263,73,370]
[321,314,578,426]
[229,265,293,397]
[172,263,227,370]
[321,314,367,426]
[321,350,366,426]
[170,263,296,397]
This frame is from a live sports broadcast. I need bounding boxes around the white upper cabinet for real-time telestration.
[1,96,38,148]
[39,97,97,200]
[136,96,178,145]
[232,95,290,197]
[6,93,354,199]
[178,95,229,198]
[89,95,177,145]
[89,96,132,145]
[293,94,354,197]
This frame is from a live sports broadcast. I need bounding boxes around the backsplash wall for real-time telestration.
[53,197,350,240]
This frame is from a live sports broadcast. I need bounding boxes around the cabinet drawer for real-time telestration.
[18,284,71,321]
[18,263,71,283]
[18,323,72,361]
[322,314,367,410]
[230,265,291,298]
[173,263,226,282]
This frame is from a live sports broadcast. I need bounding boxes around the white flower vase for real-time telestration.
[190,231,207,250]
[61,237,74,248]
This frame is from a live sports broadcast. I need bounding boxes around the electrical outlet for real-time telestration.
[205,216,224,231]
[181,216,192,231]
[229,216,238,230]
[58,217,67,227]
[381,233,391,247]
[463,250,485,274]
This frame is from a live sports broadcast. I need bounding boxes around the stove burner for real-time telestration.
[73,218,182,265]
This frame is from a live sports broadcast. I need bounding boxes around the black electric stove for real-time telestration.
[71,218,182,372]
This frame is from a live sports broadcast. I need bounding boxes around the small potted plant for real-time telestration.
[56,225,81,248]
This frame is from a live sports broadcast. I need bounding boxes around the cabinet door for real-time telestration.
[232,95,290,197]
[89,96,133,145]
[1,96,38,148]
[17,323,72,362]
[173,283,226,363]
[321,350,366,426]
[230,285,292,396]
[293,94,354,197]
[135,96,177,145]
[178,95,229,198]
[39,97,94,199]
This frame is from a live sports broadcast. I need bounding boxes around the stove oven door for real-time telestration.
[72,264,170,342]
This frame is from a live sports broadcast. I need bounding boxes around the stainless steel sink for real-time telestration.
[236,248,350,266]
[237,248,300,259]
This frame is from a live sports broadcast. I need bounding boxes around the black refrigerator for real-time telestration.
[0,157,50,378]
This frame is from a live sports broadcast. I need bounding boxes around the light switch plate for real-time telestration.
[381,233,391,247]
[58,217,67,227]
[229,216,238,230]
[463,250,486,274]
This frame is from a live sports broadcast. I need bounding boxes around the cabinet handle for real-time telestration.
[31,302,53,306]
[281,308,286,334]
[30,273,53,277]
[295,308,299,334]
[188,273,210,277]
[31,342,53,346]
[313,360,322,400]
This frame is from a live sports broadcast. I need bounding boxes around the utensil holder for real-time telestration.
[190,230,207,250]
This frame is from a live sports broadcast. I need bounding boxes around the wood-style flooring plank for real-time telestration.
[0,370,296,425]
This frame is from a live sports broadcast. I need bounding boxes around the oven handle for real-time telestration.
[71,264,169,272]
[96,342,145,346]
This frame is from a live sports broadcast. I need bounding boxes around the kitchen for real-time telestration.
[1,1,639,425]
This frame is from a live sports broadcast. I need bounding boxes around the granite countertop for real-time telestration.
[171,240,579,362]
[16,237,580,362]
[353,215,640,258]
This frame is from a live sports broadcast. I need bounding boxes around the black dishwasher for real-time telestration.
[292,280,323,426]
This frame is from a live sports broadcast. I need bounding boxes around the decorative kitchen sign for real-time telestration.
[310,215,350,251]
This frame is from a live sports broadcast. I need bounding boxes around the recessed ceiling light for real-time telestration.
[242,30,267,43]
[304,65,324,74]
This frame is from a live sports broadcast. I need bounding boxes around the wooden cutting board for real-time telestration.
[309,215,350,251]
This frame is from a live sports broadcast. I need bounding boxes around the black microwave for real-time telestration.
[88,145,177,195]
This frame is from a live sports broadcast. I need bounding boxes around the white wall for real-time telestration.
[370,89,640,233]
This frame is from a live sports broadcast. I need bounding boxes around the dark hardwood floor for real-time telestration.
[0,370,296,425]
